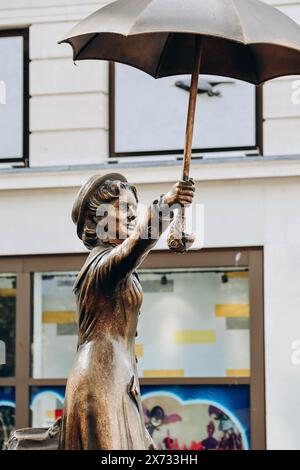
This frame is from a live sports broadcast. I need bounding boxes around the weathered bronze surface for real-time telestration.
[167,208,195,254]
[58,174,194,450]
[60,0,300,84]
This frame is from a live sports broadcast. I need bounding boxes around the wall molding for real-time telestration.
[0,1,105,26]
[1,155,300,190]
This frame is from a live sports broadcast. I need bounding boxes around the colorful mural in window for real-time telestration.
[30,384,250,450]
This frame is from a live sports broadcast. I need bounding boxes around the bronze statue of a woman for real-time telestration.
[59,173,195,450]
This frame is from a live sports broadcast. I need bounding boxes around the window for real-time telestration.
[0,249,265,449]
[29,384,250,450]
[0,387,15,450]
[30,386,64,429]
[0,274,16,377]
[32,272,78,379]
[0,29,29,164]
[109,62,263,158]
[138,268,250,378]
[141,384,250,450]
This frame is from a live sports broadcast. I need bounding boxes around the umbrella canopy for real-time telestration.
[60,0,300,84]
[60,0,300,252]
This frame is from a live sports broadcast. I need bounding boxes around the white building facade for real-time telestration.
[0,0,300,450]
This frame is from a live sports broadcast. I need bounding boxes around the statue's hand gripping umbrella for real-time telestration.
[60,0,300,252]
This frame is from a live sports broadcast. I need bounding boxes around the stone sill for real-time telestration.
[1,155,300,190]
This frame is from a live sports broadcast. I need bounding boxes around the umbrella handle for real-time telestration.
[167,36,203,253]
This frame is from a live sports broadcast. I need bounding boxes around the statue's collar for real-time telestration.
[73,243,113,292]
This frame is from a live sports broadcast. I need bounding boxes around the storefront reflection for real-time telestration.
[0,387,15,450]
[29,385,250,450]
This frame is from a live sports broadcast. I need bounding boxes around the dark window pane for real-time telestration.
[0,387,15,450]
[0,274,16,377]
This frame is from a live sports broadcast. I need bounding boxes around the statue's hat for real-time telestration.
[72,173,127,239]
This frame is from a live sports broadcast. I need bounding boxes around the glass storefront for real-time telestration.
[30,386,64,429]
[31,268,250,380]
[142,384,250,450]
[0,249,265,449]
[32,272,78,378]
[30,384,250,450]
[0,274,16,377]
[0,387,15,450]
[138,269,250,378]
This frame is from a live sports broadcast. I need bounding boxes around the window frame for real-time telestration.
[109,62,263,159]
[0,29,29,165]
[0,247,265,449]
[0,273,17,378]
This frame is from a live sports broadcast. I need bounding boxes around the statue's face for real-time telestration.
[99,187,138,244]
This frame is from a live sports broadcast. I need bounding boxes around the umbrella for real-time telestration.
[60,0,300,252]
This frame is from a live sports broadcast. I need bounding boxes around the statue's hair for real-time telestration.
[82,179,138,250]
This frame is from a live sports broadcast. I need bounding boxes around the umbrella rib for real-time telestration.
[154,32,172,78]
[128,0,155,35]
[231,0,259,82]
[74,32,99,61]
[231,0,247,44]
[246,44,259,85]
